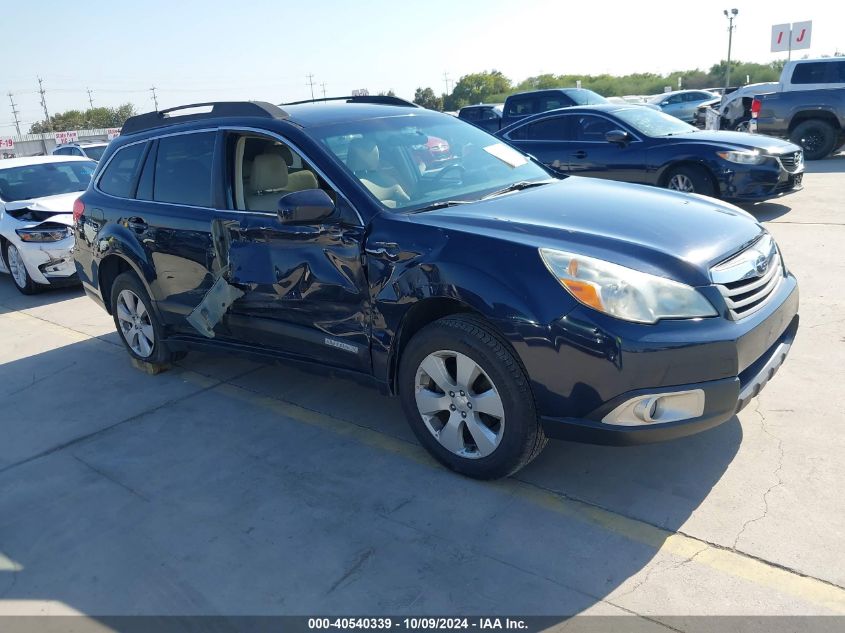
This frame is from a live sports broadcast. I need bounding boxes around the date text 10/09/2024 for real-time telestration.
[308,618,529,630]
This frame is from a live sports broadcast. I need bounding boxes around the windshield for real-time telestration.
[82,145,107,161]
[565,89,608,105]
[0,160,96,202]
[315,113,552,211]
[613,107,697,137]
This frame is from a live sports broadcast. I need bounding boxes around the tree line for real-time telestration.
[414,60,794,111]
[29,103,138,134]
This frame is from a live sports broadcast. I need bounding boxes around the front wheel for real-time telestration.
[398,315,547,479]
[3,242,39,295]
[665,165,716,198]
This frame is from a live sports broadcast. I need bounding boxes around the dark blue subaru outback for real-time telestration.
[73,98,799,479]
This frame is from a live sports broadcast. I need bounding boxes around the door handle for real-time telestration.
[126,217,148,232]
[571,150,588,159]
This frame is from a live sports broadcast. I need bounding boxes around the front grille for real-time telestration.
[777,150,803,172]
[711,234,785,320]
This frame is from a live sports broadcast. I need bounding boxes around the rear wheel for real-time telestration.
[3,242,39,295]
[732,117,751,133]
[665,165,716,198]
[110,271,176,364]
[790,120,838,160]
[398,315,547,479]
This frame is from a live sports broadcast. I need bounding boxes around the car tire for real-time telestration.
[2,242,39,295]
[398,314,547,479]
[790,120,838,160]
[732,117,751,133]
[665,165,716,197]
[110,271,176,365]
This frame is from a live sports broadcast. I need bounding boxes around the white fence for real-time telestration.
[1,128,119,159]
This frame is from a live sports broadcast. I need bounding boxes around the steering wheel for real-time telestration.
[432,162,466,184]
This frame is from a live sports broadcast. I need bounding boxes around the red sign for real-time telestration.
[0,137,14,150]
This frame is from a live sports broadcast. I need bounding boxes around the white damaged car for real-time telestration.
[0,156,96,294]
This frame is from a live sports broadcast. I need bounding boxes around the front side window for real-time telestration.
[99,142,145,198]
[154,132,214,207]
[506,98,535,117]
[460,108,479,121]
[0,160,96,202]
[229,134,330,212]
[573,115,617,141]
[315,113,550,211]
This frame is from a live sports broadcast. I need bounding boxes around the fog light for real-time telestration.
[602,389,705,426]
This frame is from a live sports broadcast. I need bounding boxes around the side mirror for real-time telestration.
[277,189,335,224]
[605,129,631,145]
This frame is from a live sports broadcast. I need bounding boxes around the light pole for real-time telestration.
[723,8,739,89]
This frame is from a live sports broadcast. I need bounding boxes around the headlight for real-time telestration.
[716,149,765,164]
[539,248,717,324]
[15,226,72,242]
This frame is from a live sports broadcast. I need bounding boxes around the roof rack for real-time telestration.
[282,95,420,108]
[121,101,288,135]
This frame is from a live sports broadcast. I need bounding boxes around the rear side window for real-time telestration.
[509,116,573,141]
[154,132,215,207]
[791,62,829,84]
[98,142,146,198]
[460,108,479,121]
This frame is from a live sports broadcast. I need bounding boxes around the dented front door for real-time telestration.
[220,203,371,372]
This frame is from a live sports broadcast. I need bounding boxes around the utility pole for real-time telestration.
[306,73,316,100]
[320,82,327,100]
[87,87,95,109]
[37,76,52,154]
[7,92,21,136]
[443,71,451,95]
[723,8,739,89]
[150,86,159,110]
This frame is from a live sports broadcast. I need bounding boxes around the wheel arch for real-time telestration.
[657,160,719,194]
[788,111,841,134]
[97,253,152,316]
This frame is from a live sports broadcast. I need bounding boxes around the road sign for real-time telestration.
[0,137,14,150]
[791,21,812,51]
[54,130,79,145]
[106,128,121,140]
[771,21,812,53]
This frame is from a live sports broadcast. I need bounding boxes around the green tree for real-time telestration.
[450,70,511,108]
[413,87,443,110]
[29,103,138,134]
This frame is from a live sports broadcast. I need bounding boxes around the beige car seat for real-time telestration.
[346,139,410,207]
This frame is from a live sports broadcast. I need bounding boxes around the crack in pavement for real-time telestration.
[73,454,152,502]
[732,398,786,551]
[612,544,709,602]
[1,361,77,398]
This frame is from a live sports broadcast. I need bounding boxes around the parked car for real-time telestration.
[751,88,845,160]
[458,104,503,133]
[0,156,96,293]
[498,104,804,201]
[702,83,780,132]
[501,88,608,128]
[775,57,845,92]
[53,141,110,162]
[649,90,719,123]
[74,98,798,479]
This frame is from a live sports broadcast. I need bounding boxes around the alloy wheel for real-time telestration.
[7,244,28,289]
[414,350,505,459]
[116,289,155,358]
[668,174,695,193]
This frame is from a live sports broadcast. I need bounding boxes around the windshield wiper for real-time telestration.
[411,200,473,213]
[481,179,555,200]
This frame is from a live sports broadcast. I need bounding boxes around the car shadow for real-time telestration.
[0,276,86,316]
[804,152,845,174]
[740,201,792,222]
[0,336,742,620]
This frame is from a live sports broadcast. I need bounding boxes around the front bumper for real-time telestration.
[716,157,804,202]
[510,272,799,445]
[13,236,78,286]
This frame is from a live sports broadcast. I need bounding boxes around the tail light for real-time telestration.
[750,98,762,118]
[72,198,85,223]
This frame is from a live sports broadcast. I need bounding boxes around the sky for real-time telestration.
[1,0,843,132]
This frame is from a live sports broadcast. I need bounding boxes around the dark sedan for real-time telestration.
[497,104,805,202]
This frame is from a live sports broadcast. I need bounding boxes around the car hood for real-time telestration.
[665,131,800,154]
[2,192,78,228]
[409,178,764,285]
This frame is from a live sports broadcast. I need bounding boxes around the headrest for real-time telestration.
[347,138,379,173]
[251,153,288,193]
